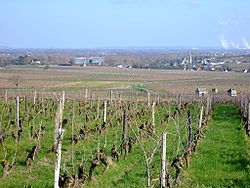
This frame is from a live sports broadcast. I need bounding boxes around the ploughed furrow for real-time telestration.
[180,105,250,187]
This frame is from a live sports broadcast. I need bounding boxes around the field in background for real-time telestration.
[0,65,250,95]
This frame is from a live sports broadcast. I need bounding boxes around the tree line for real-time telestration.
[0,54,72,67]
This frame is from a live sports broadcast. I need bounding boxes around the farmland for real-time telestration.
[0,65,249,188]
[0,65,250,95]
[1,0,250,186]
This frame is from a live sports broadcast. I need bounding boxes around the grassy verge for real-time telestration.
[180,104,250,187]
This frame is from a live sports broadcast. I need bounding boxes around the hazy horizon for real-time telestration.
[1,0,250,49]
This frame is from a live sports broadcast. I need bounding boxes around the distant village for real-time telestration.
[69,50,250,73]
[0,48,250,73]
[163,51,250,73]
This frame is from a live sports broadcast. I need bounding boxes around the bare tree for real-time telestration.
[0,56,11,68]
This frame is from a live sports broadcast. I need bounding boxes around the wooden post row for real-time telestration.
[16,96,19,128]
[160,132,167,188]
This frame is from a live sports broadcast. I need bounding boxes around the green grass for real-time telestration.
[180,105,250,188]
[0,98,200,187]
[84,103,201,188]
[3,99,248,188]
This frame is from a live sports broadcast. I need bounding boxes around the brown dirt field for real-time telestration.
[0,65,249,95]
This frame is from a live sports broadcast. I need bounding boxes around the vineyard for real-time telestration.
[1,0,250,187]
[0,90,249,188]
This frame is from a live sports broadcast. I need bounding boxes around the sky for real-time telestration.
[0,0,250,49]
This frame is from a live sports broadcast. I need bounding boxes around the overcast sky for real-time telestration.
[0,0,250,49]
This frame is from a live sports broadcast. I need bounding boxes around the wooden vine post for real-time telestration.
[122,110,128,155]
[205,97,210,117]
[53,92,65,151]
[96,98,100,120]
[41,88,44,104]
[71,105,75,173]
[4,90,8,103]
[16,96,19,128]
[147,92,151,107]
[187,110,192,147]
[152,102,156,134]
[103,101,107,125]
[85,89,88,103]
[160,132,167,188]
[247,103,250,122]
[244,103,247,118]
[54,128,65,188]
[206,96,212,120]
[33,91,37,105]
[182,110,193,169]
[54,92,65,188]
[198,106,204,130]
[248,103,250,135]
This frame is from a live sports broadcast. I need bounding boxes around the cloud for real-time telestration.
[217,19,239,26]
[229,41,240,49]
[220,37,250,49]
[220,36,241,49]
[242,37,250,49]
[220,36,229,49]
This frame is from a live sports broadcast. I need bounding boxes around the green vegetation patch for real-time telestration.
[181,105,250,188]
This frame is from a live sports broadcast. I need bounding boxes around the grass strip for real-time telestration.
[180,104,250,188]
